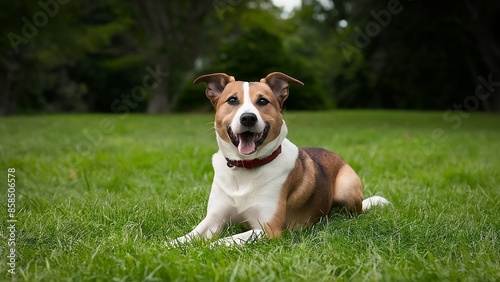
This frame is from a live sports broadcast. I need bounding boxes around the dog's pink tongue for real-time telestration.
[238,134,256,155]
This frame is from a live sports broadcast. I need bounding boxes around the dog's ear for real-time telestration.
[194,73,235,107]
[260,72,304,109]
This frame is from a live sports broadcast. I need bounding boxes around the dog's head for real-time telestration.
[194,72,303,160]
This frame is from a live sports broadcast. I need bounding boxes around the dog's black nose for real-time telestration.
[240,113,258,127]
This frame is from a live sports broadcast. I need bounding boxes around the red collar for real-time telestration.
[226,146,282,169]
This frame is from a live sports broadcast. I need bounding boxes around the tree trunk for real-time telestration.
[146,76,170,114]
[130,0,213,114]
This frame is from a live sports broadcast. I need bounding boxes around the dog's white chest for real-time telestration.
[224,182,262,214]
[213,166,283,215]
[208,139,299,225]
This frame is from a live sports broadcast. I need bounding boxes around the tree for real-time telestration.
[0,1,46,114]
[177,2,332,111]
[126,0,215,114]
[0,0,138,114]
[303,0,500,111]
[3,0,498,114]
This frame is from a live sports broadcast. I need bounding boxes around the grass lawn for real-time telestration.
[1,110,499,281]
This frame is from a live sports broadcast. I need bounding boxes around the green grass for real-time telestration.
[1,111,499,281]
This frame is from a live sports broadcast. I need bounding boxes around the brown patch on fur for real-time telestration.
[265,148,363,238]
[194,73,235,107]
[213,81,245,145]
[248,82,283,147]
[260,72,304,109]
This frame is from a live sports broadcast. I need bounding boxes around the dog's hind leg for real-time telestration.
[332,164,364,214]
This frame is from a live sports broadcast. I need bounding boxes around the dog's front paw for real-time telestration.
[210,230,264,247]
[210,237,241,248]
[167,234,193,248]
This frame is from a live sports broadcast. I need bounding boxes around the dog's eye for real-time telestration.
[226,96,238,105]
[257,98,269,106]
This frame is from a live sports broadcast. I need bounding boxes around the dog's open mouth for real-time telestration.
[227,124,270,155]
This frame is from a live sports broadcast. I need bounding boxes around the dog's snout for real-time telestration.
[240,113,258,127]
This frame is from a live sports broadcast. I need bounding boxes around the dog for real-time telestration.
[172,72,390,246]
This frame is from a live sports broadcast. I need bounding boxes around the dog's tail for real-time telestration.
[362,196,391,212]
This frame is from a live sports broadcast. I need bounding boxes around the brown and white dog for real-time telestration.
[173,72,390,246]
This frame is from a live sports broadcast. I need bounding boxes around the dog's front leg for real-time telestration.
[213,229,265,246]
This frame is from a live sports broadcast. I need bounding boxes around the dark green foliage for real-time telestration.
[178,27,332,111]
[331,0,500,110]
[217,28,288,82]
[1,0,499,114]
